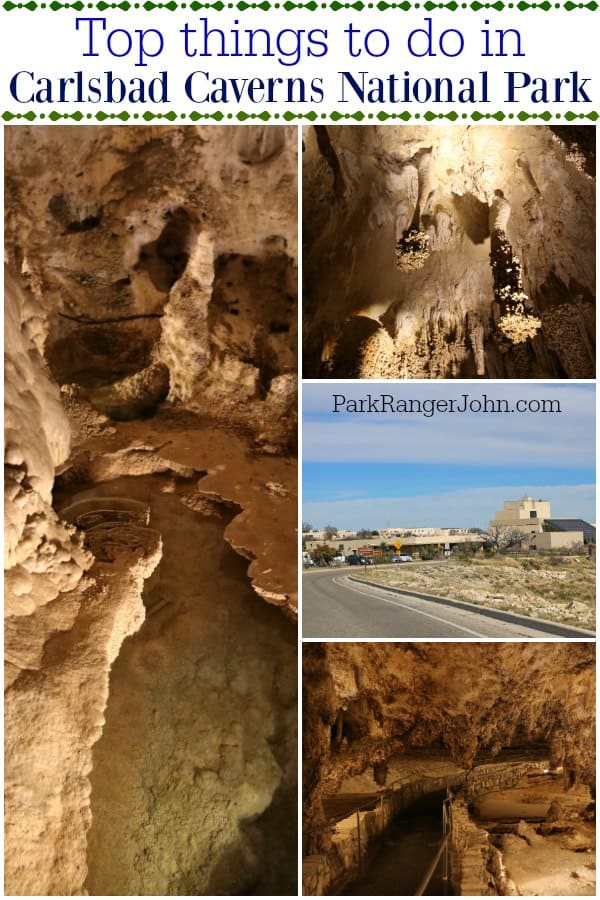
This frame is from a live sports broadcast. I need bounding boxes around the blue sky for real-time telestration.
[303,383,595,530]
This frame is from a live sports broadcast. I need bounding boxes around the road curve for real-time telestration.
[302,569,595,639]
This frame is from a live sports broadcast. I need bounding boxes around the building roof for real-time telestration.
[544,519,596,543]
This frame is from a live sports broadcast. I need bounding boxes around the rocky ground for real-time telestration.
[475,775,595,896]
[354,555,595,630]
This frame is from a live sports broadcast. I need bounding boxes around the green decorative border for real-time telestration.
[3,109,599,121]
[3,0,598,9]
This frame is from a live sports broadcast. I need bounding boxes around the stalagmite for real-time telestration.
[467,311,486,376]
[357,326,396,378]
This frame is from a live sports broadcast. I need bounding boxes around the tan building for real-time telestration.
[303,529,358,541]
[489,498,595,549]
[379,526,474,539]
[530,531,584,550]
[304,532,485,558]
[489,497,551,536]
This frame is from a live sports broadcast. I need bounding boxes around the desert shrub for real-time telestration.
[420,550,438,561]
[548,555,566,566]
[521,559,541,571]
[495,557,520,569]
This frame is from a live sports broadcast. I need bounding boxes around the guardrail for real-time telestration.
[414,790,453,896]
[330,778,455,889]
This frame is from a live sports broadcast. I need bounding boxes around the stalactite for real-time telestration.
[313,125,345,198]
[394,227,431,271]
[395,148,434,272]
[489,191,541,344]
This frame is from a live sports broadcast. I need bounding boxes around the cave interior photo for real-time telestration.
[4,124,298,897]
[302,124,596,379]
[303,642,596,897]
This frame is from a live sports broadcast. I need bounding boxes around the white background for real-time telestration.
[0,8,598,117]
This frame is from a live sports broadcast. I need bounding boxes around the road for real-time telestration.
[302,568,595,639]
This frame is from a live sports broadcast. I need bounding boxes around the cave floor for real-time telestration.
[50,390,299,894]
[475,777,595,896]
[66,475,297,895]
[499,841,595,896]
[59,404,297,619]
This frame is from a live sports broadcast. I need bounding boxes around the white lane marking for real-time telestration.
[333,576,492,638]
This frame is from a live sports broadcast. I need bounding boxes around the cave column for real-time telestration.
[158,231,214,403]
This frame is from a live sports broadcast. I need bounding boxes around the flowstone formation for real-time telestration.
[303,125,595,378]
[302,643,595,895]
[5,125,297,896]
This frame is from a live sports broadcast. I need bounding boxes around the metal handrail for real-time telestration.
[414,789,453,896]
[414,832,451,896]
[325,767,460,817]
[329,779,455,890]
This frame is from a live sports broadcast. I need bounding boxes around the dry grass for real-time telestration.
[355,555,595,630]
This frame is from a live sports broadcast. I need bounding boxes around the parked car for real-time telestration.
[391,555,413,563]
[347,554,368,566]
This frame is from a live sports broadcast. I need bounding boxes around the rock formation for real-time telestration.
[303,643,595,894]
[5,125,297,895]
[303,125,595,378]
[394,148,433,272]
[489,191,541,344]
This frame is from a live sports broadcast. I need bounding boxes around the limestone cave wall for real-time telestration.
[6,125,297,446]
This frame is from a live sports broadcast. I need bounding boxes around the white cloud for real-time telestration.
[303,384,595,467]
[303,483,596,530]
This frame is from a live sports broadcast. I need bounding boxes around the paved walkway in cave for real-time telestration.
[342,795,450,896]
[302,570,594,639]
